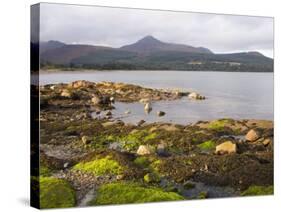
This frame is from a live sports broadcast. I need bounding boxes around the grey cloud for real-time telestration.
[39,3,274,57]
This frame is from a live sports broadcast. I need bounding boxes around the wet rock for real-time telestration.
[157,143,169,157]
[144,102,152,113]
[136,145,154,155]
[215,141,237,155]
[157,111,166,117]
[137,120,146,126]
[82,136,91,145]
[245,129,260,142]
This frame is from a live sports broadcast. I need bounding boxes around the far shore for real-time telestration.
[39,68,274,73]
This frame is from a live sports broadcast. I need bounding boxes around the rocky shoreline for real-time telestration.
[36,80,273,208]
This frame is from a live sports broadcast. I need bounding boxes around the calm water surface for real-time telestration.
[39,71,273,124]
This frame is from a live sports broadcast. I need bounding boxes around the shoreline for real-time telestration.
[36,80,274,208]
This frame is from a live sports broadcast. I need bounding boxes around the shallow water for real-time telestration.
[39,70,273,124]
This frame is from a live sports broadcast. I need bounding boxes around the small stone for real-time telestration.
[81,136,91,145]
[137,120,146,126]
[245,129,260,142]
[137,145,154,155]
[157,111,166,117]
[91,95,101,105]
[262,138,271,146]
[125,110,131,114]
[215,141,237,155]
[102,121,116,127]
[50,85,56,90]
[63,162,69,168]
[116,174,124,180]
[105,111,112,116]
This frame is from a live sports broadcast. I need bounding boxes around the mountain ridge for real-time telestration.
[39,36,273,72]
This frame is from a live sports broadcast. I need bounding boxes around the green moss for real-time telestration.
[72,156,123,176]
[198,191,208,199]
[134,156,151,168]
[89,182,184,205]
[208,119,231,131]
[197,140,216,151]
[40,177,75,209]
[241,185,273,196]
[40,165,52,177]
[144,173,161,183]
[119,130,158,151]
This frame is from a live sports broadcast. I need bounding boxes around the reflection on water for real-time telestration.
[39,70,273,123]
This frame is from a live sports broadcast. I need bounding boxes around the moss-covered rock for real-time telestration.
[208,119,232,131]
[197,140,216,151]
[241,185,273,196]
[40,177,75,209]
[89,182,184,205]
[72,156,123,176]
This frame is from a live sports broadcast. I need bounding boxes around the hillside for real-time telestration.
[40,36,273,72]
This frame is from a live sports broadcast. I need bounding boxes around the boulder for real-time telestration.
[136,145,154,155]
[215,141,237,155]
[245,129,260,142]
[61,89,72,98]
[144,102,152,113]
[157,143,169,156]
[188,92,205,100]
[157,111,166,117]
[262,138,272,146]
[137,120,146,126]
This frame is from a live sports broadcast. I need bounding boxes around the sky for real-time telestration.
[39,3,274,58]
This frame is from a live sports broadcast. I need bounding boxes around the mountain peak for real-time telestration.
[137,35,163,44]
[120,36,213,54]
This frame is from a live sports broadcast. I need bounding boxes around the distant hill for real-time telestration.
[40,40,66,53]
[40,36,273,72]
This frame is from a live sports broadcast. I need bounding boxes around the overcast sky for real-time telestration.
[39,3,274,58]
